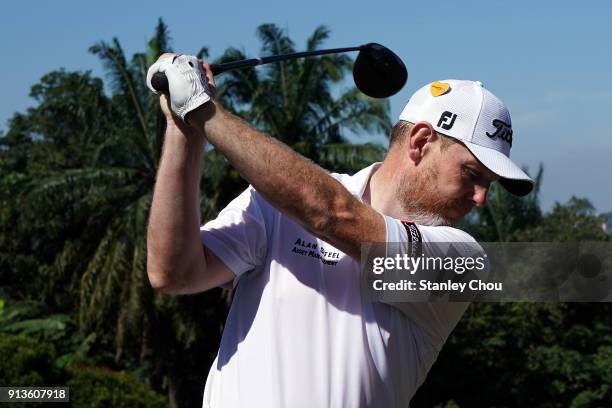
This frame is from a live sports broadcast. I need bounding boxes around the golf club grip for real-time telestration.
[150,61,248,93]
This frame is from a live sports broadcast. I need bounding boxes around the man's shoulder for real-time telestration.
[329,163,381,196]
[386,218,482,258]
[217,185,277,221]
[387,217,476,244]
[416,224,476,243]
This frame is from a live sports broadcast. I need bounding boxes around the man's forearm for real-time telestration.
[147,124,207,289]
[191,104,382,258]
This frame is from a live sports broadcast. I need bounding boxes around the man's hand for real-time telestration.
[147,54,213,122]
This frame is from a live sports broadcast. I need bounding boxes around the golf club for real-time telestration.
[150,43,407,98]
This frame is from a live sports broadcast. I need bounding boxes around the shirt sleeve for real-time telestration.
[381,215,488,345]
[200,186,273,286]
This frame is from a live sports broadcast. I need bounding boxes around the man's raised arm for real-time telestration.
[146,55,234,294]
[188,101,386,260]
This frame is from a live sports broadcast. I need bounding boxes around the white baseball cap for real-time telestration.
[399,79,534,196]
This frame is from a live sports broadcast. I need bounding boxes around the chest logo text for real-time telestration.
[291,238,341,266]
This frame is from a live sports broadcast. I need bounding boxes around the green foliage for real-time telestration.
[0,333,168,408]
[514,196,609,242]
[0,297,103,371]
[0,298,69,340]
[0,20,207,408]
[67,366,169,408]
[0,333,59,386]
[414,303,612,407]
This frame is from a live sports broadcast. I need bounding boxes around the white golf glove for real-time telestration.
[146,54,211,122]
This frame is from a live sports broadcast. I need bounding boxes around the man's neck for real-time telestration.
[362,161,406,219]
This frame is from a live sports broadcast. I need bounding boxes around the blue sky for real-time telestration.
[1,0,611,213]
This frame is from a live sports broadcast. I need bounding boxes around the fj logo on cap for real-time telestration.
[437,111,457,131]
[430,81,451,97]
[486,119,513,146]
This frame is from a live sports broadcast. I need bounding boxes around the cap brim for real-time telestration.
[461,141,535,196]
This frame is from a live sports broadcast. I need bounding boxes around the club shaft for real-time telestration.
[210,46,363,75]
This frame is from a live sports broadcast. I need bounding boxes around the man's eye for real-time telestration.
[462,166,479,179]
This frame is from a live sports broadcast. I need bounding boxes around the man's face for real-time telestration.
[397,138,498,226]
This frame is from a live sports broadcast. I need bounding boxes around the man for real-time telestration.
[146,54,533,407]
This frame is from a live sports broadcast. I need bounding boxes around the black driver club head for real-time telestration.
[353,43,408,98]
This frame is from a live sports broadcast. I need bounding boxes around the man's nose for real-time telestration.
[472,184,489,207]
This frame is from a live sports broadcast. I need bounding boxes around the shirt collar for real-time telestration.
[343,162,382,198]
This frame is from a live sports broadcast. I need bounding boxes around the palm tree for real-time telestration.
[215,23,391,172]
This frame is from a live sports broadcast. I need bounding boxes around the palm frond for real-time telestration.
[256,23,295,56]
[147,18,172,65]
[89,39,153,161]
[215,48,259,110]
[22,168,139,209]
[317,143,385,173]
[256,24,297,111]
[305,25,331,51]
[140,18,171,169]
[117,194,151,361]
[78,215,125,332]
[145,18,173,165]
[309,88,391,143]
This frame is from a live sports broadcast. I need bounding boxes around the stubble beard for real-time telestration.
[396,165,464,227]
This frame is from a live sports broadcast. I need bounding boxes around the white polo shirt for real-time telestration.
[200,164,479,408]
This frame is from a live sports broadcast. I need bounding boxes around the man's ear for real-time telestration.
[407,122,438,165]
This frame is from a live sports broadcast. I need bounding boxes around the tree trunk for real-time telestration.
[167,365,179,408]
